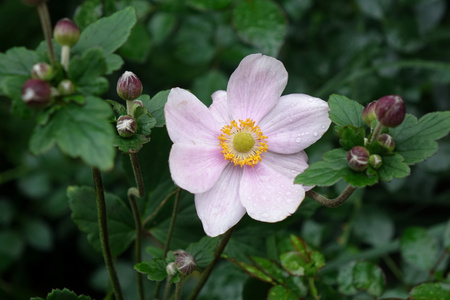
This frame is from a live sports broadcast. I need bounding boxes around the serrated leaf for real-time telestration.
[67,186,135,256]
[280,252,307,276]
[328,94,365,127]
[250,256,287,283]
[0,47,40,78]
[44,288,93,300]
[352,261,385,297]
[229,258,274,283]
[29,96,115,171]
[113,134,150,154]
[106,99,127,116]
[339,125,365,150]
[136,113,157,136]
[72,6,137,55]
[0,75,33,118]
[401,227,439,271]
[73,0,102,31]
[141,90,169,127]
[232,0,287,56]
[135,258,168,281]
[390,112,450,165]
[267,285,298,300]
[409,282,450,299]
[377,153,410,181]
[185,236,219,268]
[344,169,379,187]
[294,149,349,186]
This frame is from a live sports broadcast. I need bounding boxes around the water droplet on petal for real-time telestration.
[313,130,318,136]
[295,137,301,143]
[286,191,292,196]
[285,198,293,203]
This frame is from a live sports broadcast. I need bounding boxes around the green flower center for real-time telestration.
[233,132,255,152]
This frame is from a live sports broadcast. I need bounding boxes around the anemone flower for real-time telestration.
[165,54,331,237]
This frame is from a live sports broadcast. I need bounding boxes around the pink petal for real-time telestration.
[165,88,220,145]
[209,90,232,126]
[169,143,228,193]
[240,162,305,223]
[195,164,246,237]
[259,94,331,154]
[227,54,288,123]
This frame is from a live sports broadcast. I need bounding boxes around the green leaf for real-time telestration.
[113,134,150,154]
[353,206,394,247]
[147,12,177,45]
[72,6,137,55]
[0,75,33,118]
[337,262,358,295]
[135,258,168,281]
[187,0,232,10]
[344,169,379,187]
[23,218,52,251]
[352,261,385,297]
[338,125,365,150]
[136,113,157,136]
[185,236,219,268]
[119,22,151,63]
[280,252,307,276]
[444,219,450,250]
[250,256,287,283]
[390,112,450,165]
[73,0,102,31]
[141,90,169,127]
[229,258,275,283]
[106,99,127,116]
[105,53,124,74]
[0,47,40,78]
[409,282,450,299]
[0,231,25,273]
[38,288,93,300]
[29,96,115,171]
[289,235,309,258]
[67,186,135,256]
[191,70,228,106]
[232,0,287,56]
[294,149,349,186]
[401,227,439,271]
[377,153,411,181]
[267,285,298,300]
[328,94,365,127]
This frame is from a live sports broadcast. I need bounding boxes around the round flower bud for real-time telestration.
[21,78,52,108]
[31,62,54,81]
[58,79,76,95]
[54,18,80,47]
[362,100,377,126]
[347,146,370,171]
[378,134,395,152]
[369,154,382,169]
[116,115,137,137]
[116,71,143,101]
[166,262,178,277]
[375,95,406,128]
[174,250,196,275]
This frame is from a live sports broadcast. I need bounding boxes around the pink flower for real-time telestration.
[165,54,331,237]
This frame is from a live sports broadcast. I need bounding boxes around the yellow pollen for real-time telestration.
[218,118,268,167]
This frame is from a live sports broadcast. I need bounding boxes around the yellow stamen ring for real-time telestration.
[218,118,268,167]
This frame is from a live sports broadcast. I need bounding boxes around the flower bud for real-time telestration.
[362,101,377,127]
[116,71,143,101]
[31,63,54,81]
[369,154,382,169]
[174,250,196,275]
[58,79,76,95]
[21,78,52,108]
[54,18,80,47]
[166,262,178,277]
[375,95,406,128]
[116,115,137,137]
[378,134,395,152]
[347,146,370,171]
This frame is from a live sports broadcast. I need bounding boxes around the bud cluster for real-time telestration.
[362,95,406,129]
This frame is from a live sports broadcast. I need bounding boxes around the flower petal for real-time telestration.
[259,93,331,154]
[169,143,228,193]
[165,87,220,145]
[195,164,246,237]
[227,54,288,123]
[240,162,305,223]
[209,90,232,126]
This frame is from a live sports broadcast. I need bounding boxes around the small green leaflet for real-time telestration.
[328,94,365,128]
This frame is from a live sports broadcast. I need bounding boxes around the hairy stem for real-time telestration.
[306,185,357,208]
[130,153,145,197]
[36,3,56,66]
[91,167,123,300]
[162,275,172,300]
[175,279,183,300]
[187,227,235,300]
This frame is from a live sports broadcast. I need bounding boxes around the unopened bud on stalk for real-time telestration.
[347,146,370,171]
[21,78,52,108]
[174,250,196,275]
[369,154,383,169]
[54,18,80,47]
[31,62,54,81]
[378,134,395,152]
[58,79,75,95]
[166,262,178,277]
[116,115,137,137]
[375,95,405,128]
[362,101,378,126]
[117,71,143,101]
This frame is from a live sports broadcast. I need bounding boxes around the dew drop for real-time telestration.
[313,130,318,136]
[321,125,326,129]
[262,213,269,218]
[295,137,301,143]
[286,191,292,196]
[290,169,297,174]
[285,198,293,203]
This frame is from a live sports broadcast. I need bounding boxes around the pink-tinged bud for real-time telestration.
[58,79,76,95]
[347,146,370,171]
[116,115,137,137]
[378,134,395,152]
[116,71,143,101]
[166,262,178,277]
[31,63,54,81]
[54,18,80,47]
[369,154,382,169]
[362,101,377,126]
[21,0,48,6]
[174,250,196,275]
[21,79,52,108]
[375,95,406,128]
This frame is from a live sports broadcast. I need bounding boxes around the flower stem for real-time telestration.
[162,276,172,300]
[370,121,384,143]
[142,188,179,226]
[175,279,183,300]
[60,45,70,70]
[308,277,320,300]
[306,185,357,208]
[130,153,145,197]
[187,227,235,300]
[91,167,123,300]
[36,3,56,66]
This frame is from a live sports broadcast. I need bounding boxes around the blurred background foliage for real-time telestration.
[0,0,449,299]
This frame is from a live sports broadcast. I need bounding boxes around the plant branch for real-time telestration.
[36,3,56,66]
[130,153,145,197]
[143,188,179,226]
[175,279,183,300]
[187,227,235,300]
[306,185,357,208]
[91,167,123,300]
[308,277,320,300]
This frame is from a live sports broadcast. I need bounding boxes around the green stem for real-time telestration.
[175,279,183,300]
[130,153,145,197]
[143,188,179,226]
[61,45,70,70]
[308,277,320,300]
[187,227,235,300]
[306,185,357,208]
[91,167,123,300]
[370,122,384,143]
[36,3,56,66]
[382,255,403,282]
[162,275,173,300]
